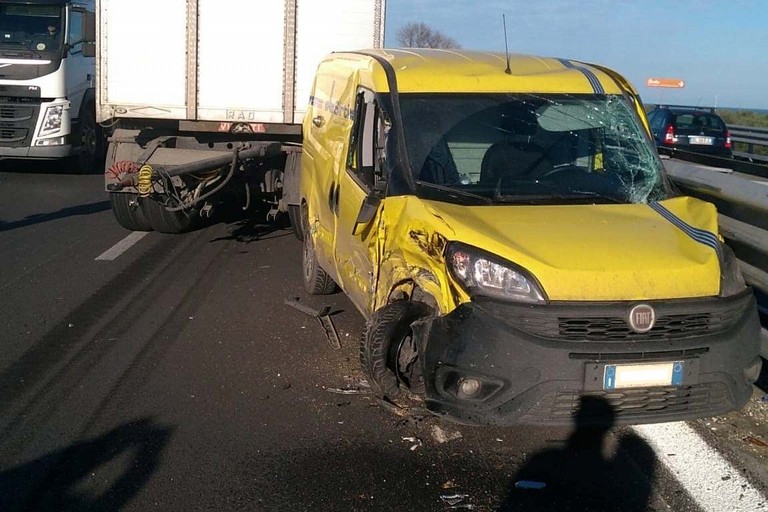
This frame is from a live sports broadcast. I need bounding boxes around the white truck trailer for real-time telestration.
[0,0,103,172]
[96,0,385,233]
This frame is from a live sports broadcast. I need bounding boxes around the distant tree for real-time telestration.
[396,22,460,49]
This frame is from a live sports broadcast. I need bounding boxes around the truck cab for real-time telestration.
[0,0,99,171]
[298,49,762,427]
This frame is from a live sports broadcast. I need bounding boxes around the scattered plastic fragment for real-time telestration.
[325,387,363,395]
[440,494,469,506]
[744,436,768,448]
[284,297,341,349]
[402,436,423,451]
[515,480,547,490]
[431,425,463,444]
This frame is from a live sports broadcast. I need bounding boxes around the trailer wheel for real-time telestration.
[141,198,197,234]
[77,102,105,174]
[110,193,153,232]
[360,301,433,399]
[288,204,303,240]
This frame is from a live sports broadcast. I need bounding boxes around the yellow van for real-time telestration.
[298,49,761,426]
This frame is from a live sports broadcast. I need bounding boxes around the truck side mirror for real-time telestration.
[82,41,96,58]
[83,12,96,42]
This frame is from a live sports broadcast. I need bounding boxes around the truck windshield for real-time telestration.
[398,93,669,205]
[0,4,64,54]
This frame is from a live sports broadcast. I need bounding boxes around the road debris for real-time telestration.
[440,493,469,506]
[744,436,768,448]
[284,297,341,349]
[325,387,363,395]
[431,425,463,444]
[402,436,423,451]
[441,480,458,490]
[515,480,547,490]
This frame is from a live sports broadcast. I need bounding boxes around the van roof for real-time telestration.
[330,49,629,96]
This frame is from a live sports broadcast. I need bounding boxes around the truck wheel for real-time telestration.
[288,204,303,240]
[77,102,105,174]
[110,193,153,231]
[141,198,197,234]
[360,301,434,399]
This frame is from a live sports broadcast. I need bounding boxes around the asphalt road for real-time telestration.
[0,161,761,512]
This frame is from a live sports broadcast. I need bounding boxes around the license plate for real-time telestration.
[689,136,714,145]
[603,361,683,390]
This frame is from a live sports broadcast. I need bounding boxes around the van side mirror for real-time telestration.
[352,180,385,235]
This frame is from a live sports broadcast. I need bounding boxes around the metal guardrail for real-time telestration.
[663,158,768,356]
[729,124,768,163]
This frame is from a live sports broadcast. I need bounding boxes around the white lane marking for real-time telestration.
[95,232,149,261]
[634,422,767,511]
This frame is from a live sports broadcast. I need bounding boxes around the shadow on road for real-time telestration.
[0,200,111,233]
[0,418,174,512]
[208,201,295,244]
[499,396,657,512]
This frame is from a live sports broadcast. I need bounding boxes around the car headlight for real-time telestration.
[39,105,63,136]
[446,242,547,303]
[720,243,747,297]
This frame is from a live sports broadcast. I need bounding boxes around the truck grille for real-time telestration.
[0,100,39,148]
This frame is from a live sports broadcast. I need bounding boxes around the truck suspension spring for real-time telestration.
[137,165,154,197]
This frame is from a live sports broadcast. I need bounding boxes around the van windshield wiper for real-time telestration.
[494,190,624,204]
[415,181,493,205]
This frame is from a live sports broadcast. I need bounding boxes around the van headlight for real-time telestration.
[719,243,747,297]
[39,105,64,136]
[446,242,547,303]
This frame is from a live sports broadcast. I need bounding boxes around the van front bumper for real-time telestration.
[417,290,761,426]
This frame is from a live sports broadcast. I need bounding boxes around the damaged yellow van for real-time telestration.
[298,49,761,426]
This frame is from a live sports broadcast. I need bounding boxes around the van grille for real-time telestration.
[484,293,749,343]
[523,384,727,422]
[558,313,712,341]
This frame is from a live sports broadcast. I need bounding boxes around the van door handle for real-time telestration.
[312,116,324,128]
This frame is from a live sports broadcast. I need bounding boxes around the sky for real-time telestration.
[383,0,768,110]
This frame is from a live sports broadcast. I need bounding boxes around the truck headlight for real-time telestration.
[39,105,64,136]
[446,242,547,303]
[720,243,747,297]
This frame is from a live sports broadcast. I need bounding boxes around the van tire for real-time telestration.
[141,198,197,234]
[110,193,153,232]
[302,232,336,294]
[360,301,433,399]
[288,204,303,240]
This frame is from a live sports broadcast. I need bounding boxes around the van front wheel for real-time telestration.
[360,301,434,399]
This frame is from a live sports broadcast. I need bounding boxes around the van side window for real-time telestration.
[347,90,380,189]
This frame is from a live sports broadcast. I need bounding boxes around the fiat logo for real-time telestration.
[628,304,656,333]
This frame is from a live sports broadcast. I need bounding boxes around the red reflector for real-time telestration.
[664,125,675,143]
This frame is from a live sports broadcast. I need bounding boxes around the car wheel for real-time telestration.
[110,192,153,232]
[360,301,434,399]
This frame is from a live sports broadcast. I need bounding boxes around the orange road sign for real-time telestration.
[646,78,685,88]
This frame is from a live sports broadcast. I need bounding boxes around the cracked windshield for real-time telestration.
[402,93,667,205]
